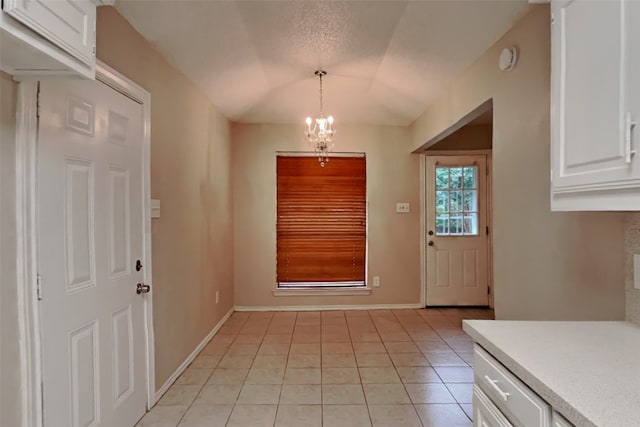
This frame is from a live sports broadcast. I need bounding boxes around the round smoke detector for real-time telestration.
[498,47,518,72]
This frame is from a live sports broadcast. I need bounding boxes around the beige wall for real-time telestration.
[411,6,625,320]
[427,124,492,151]
[1,72,21,427]
[625,213,640,324]
[97,7,234,389]
[232,124,421,307]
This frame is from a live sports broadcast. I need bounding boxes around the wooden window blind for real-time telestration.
[276,156,366,286]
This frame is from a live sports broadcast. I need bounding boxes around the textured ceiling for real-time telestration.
[114,1,531,125]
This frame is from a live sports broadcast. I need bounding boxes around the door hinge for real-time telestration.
[488,287,491,296]
[41,381,45,423]
[486,226,489,235]
[36,81,41,119]
[36,273,43,300]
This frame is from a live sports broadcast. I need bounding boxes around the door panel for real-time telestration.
[463,249,478,288]
[69,321,99,427]
[65,159,95,291]
[551,0,636,190]
[112,305,134,405]
[426,155,489,306]
[38,78,146,427]
[109,167,130,278]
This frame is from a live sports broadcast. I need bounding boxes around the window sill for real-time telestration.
[272,287,372,297]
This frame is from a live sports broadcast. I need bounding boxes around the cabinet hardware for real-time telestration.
[483,375,510,402]
[625,112,637,164]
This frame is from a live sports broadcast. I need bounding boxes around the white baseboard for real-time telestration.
[153,307,234,404]
[234,303,423,312]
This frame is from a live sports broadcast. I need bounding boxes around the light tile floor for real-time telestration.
[137,308,493,427]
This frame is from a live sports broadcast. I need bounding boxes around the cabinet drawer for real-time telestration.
[474,385,513,427]
[474,346,551,427]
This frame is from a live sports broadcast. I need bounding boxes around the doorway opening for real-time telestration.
[419,102,494,308]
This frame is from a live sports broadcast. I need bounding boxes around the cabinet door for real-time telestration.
[552,411,573,427]
[473,385,514,427]
[3,0,95,65]
[551,0,639,197]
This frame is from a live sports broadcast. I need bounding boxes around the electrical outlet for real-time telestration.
[396,203,410,213]
[373,276,380,287]
[634,254,640,290]
[215,290,220,304]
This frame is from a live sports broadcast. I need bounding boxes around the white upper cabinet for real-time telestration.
[0,0,98,79]
[551,0,640,211]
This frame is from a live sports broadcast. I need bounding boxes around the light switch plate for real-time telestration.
[151,199,161,219]
[634,254,640,290]
[396,202,410,213]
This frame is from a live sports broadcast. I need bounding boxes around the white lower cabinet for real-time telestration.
[473,345,574,427]
[474,385,513,427]
[552,411,573,427]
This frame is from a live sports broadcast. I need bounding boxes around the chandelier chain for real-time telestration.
[319,72,323,117]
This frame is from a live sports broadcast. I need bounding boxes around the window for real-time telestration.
[276,155,366,287]
[435,165,479,235]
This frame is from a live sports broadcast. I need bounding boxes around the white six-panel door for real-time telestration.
[425,155,489,306]
[38,78,147,427]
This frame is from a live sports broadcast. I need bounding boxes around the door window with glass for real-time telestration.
[435,166,479,235]
[276,155,366,288]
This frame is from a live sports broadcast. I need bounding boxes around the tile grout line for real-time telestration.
[389,309,427,427]
[172,311,251,427]
[227,312,271,427]
[319,312,324,426]
[360,311,375,427]
[222,312,252,427]
[273,311,298,426]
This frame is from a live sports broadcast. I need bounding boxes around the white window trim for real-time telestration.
[273,287,372,297]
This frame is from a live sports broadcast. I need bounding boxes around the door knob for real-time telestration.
[428,241,434,246]
[136,283,151,294]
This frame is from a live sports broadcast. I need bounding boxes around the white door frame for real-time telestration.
[15,60,155,427]
[420,150,493,308]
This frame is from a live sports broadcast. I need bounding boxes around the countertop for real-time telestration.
[462,320,640,427]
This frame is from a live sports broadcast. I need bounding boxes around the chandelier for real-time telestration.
[305,70,335,167]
